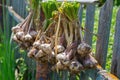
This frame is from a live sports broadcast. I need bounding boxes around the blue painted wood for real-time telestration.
[8,7,24,23]
[62,71,68,80]
[111,8,120,79]
[80,4,95,80]
[80,71,90,80]
[84,4,95,46]
[69,74,76,80]
[95,0,113,68]
[78,4,83,24]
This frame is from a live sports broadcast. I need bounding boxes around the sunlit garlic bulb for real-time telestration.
[35,50,45,60]
[54,45,65,53]
[16,31,24,41]
[56,53,66,61]
[56,53,70,66]
[77,42,92,56]
[33,40,41,49]
[24,34,32,41]
[12,25,21,33]
[39,43,52,54]
[12,35,21,43]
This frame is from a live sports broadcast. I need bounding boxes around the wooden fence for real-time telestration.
[4,0,120,79]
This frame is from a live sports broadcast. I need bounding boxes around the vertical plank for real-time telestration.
[111,8,120,79]
[17,0,20,15]
[84,4,95,46]
[95,0,113,68]
[80,71,89,80]
[19,0,22,16]
[14,0,17,13]
[0,0,3,30]
[69,73,76,80]
[62,71,68,80]
[24,0,28,17]
[80,4,95,80]
[78,4,83,24]
[21,0,24,17]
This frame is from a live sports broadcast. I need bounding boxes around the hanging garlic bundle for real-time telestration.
[12,12,38,50]
[12,1,98,74]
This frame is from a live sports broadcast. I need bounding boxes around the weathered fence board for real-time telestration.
[80,4,96,80]
[8,7,24,23]
[11,0,28,18]
[78,4,83,24]
[84,4,95,46]
[95,0,113,68]
[111,8,120,79]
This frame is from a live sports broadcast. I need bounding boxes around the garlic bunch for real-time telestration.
[12,12,37,50]
[12,8,98,75]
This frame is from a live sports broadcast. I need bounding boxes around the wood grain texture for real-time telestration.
[56,0,99,4]
[80,4,95,80]
[95,0,113,68]
[111,8,120,79]
[84,4,95,46]
[8,7,24,23]
[78,4,83,24]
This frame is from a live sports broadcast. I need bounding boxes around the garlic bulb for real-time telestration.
[56,53,70,66]
[12,25,21,33]
[56,53,66,61]
[48,51,56,64]
[39,44,52,54]
[29,30,37,38]
[54,45,65,53]
[77,43,92,56]
[16,31,25,41]
[52,61,66,71]
[28,48,38,58]
[33,40,41,49]
[24,34,33,41]
[12,35,21,43]
[35,50,45,60]
[69,60,83,72]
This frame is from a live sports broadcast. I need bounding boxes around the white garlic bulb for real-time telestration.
[24,34,32,41]
[39,43,52,54]
[54,45,65,53]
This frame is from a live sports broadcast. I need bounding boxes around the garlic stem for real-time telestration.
[68,22,73,45]
[55,14,61,55]
[79,25,83,42]
[27,18,33,34]
[63,21,69,45]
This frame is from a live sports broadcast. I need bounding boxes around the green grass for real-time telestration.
[0,39,15,80]
[0,0,15,79]
[106,6,119,71]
